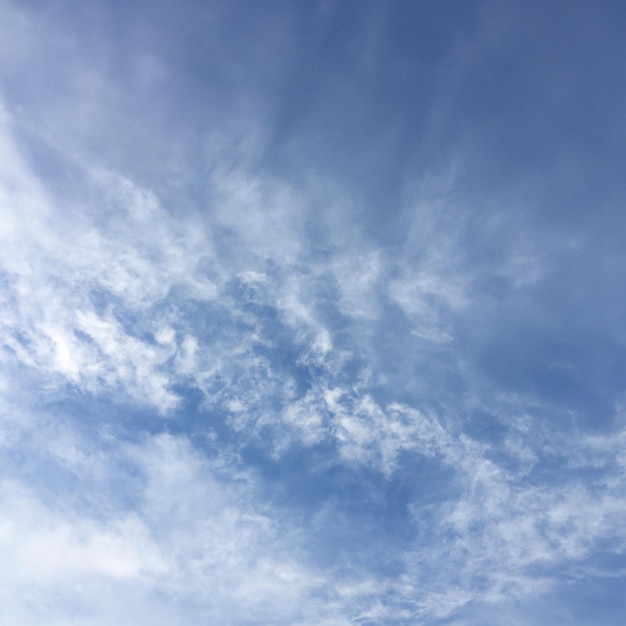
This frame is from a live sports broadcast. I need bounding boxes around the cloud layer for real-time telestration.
[2,1,626,624]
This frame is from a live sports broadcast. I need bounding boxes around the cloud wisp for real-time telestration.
[2,1,626,624]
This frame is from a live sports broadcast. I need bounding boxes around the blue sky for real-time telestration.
[1,1,626,624]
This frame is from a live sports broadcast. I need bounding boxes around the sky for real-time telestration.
[1,1,626,624]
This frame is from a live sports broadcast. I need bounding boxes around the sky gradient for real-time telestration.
[2,1,626,624]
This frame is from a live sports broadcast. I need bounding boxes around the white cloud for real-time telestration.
[399,416,626,620]
[0,106,219,409]
[1,5,625,623]
[0,408,364,625]
[2,93,625,622]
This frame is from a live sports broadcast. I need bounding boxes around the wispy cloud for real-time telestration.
[2,1,626,624]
